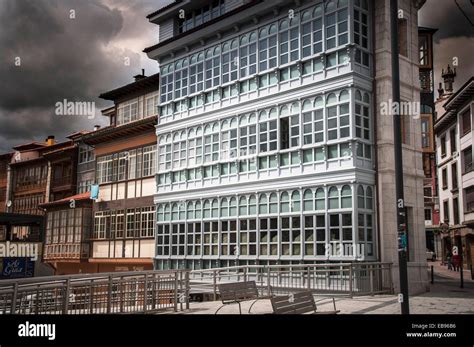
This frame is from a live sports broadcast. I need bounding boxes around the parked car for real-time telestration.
[426,249,436,261]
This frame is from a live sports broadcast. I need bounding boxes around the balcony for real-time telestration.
[14,179,46,192]
[50,176,74,192]
[43,243,89,261]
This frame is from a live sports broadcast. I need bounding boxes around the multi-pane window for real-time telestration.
[222,39,238,84]
[145,94,159,117]
[178,1,225,33]
[327,91,350,140]
[221,220,237,256]
[354,0,370,66]
[259,217,278,256]
[97,145,157,184]
[78,145,95,164]
[221,119,238,160]
[117,100,138,125]
[205,46,221,89]
[239,32,257,78]
[239,114,257,157]
[239,219,257,256]
[160,65,174,103]
[258,24,278,72]
[355,90,370,140]
[259,109,278,152]
[174,58,188,99]
[203,123,220,163]
[143,145,157,177]
[279,18,299,65]
[189,53,204,94]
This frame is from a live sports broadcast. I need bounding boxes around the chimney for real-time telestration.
[93,125,101,131]
[441,64,456,95]
[46,135,55,146]
[134,69,146,82]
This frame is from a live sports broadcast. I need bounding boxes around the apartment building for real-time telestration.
[145,0,428,292]
[80,72,160,272]
[435,74,474,270]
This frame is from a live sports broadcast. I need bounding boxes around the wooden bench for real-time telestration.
[271,291,340,315]
[215,281,271,314]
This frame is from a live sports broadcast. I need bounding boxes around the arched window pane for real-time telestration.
[269,193,278,213]
[341,185,352,208]
[315,188,325,210]
[259,194,268,214]
[249,195,257,215]
[280,192,290,213]
[366,187,373,209]
[303,189,313,211]
[358,186,365,209]
[291,191,301,212]
[239,196,248,216]
[328,187,339,209]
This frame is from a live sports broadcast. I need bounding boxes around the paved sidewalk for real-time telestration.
[175,266,474,315]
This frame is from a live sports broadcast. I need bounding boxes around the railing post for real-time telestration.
[107,275,113,314]
[185,271,190,310]
[143,274,148,313]
[179,271,183,312]
[174,272,179,312]
[267,267,271,296]
[307,268,311,290]
[349,263,353,298]
[11,282,18,314]
[213,270,217,301]
[89,280,94,314]
[63,278,70,314]
[120,277,124,313]
[243,267,247,282]
[369,265,374,296]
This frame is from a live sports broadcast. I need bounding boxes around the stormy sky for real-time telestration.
[0,0,472,153]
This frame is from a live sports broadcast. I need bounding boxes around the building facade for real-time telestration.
[81,73,160,272]
[418,27,439,255]
[435,75,474,271]
[146,0,428,292]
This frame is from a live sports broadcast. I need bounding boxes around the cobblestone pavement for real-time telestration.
[176,263,474,315]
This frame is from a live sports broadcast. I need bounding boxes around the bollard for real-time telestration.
[430,265,434,284]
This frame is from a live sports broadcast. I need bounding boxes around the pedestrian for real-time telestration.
[447,252,453,271]
[452,253,461,272]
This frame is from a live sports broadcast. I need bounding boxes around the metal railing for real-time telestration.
[189,262,393,300]
[0,270,190,315]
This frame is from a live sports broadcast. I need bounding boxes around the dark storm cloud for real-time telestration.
[0,0,164,152]
[0,0,124,110]
[419,0,474,41]
[419,0,474,93]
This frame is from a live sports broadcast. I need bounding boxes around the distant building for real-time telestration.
[434,74,474,271]
[0,136,77,278]
[418,27,439,256]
